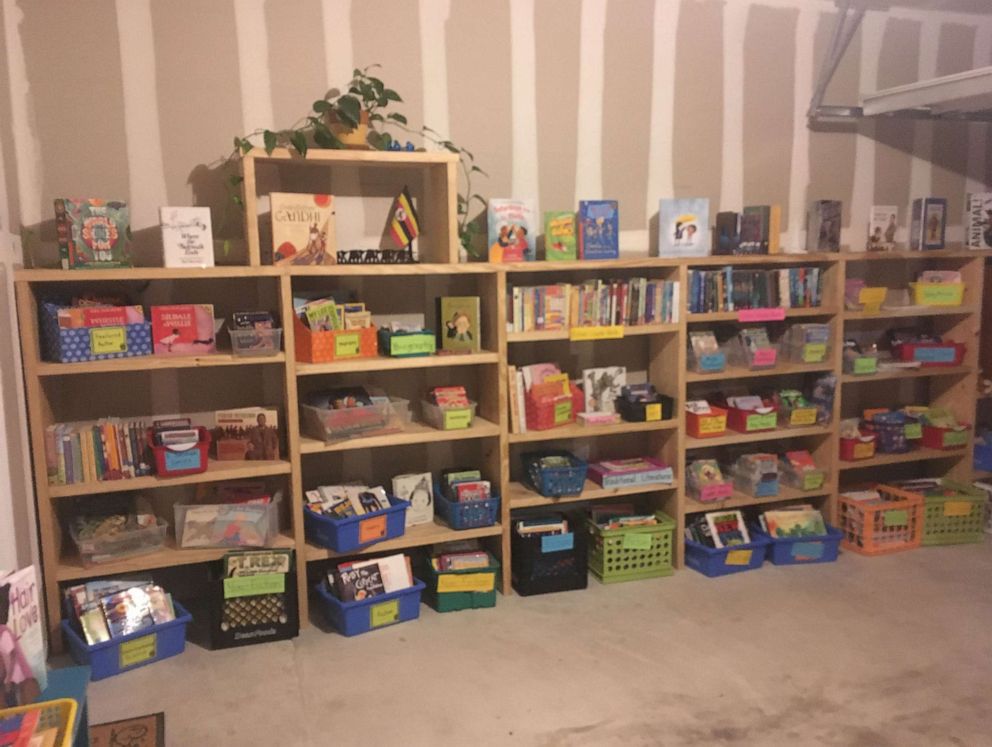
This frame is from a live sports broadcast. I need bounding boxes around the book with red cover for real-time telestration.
[151,304,216,356]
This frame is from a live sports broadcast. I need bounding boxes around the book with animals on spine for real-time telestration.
[577,200,619,260]
[543,211,577,261]
[160,206,214,268]
[54,198,132,269]
[269,192,336,265]
[658,198,710,257]
[965,193,992,249]
[488,199,536,262]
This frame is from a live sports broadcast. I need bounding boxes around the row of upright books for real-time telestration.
[45,420,153,485]
[506,278,680,332]
[687,267,823,314]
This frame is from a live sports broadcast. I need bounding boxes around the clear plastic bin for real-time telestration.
[421,400,477,430]
[228,327,283,356]
[174,499,280,548]
[69,518,168,566]
[300,399,393,442]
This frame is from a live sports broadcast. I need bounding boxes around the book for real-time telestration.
[150,304,216,356]
[713,212,740,255]
[965,193,992,249]
[763,508,826,538]
[0,566,47,703]
[392,472,433,527]
[910,197,947,251]
[738,209,765,254]
[582,366,626,414]
[334,564,385,602]
[270,192,335,265]
[543,211,577,261]
[767,204,781,254]
[867,205,898,251]
[658,198,710,257]
[577,200,619,260]
[806,200,842,252]
[344,554,412,593]
[160,206,214,268]
[439,296,481,353]
[488,199,536,262]
[56,305,144,329]
[214,408,279,461]
[54,198,132,269]
[705,510,750,548]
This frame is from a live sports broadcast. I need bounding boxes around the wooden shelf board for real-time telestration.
[686,253,840,266]
[685,424,833,449]
[288,263,495,276]
[687,307,839,323]
[973,469,992,480]
[299,417,501,454]
[844,305,979,320]
[838,447,968,471]
[247,146,458,165]
[296,351,499,375]
[37,352,286,376]
[508,418,678,444]
[840,248,990,261]
[686,362,834,383]
[15,266,281,282]
[56,532,296,581]
[47,460,292,498]
[500,258,680,272]
[507,323,678,343]
[305,521,503,561]
[840,365,973,383]
[684,485,834,514]
[506,479,678,510]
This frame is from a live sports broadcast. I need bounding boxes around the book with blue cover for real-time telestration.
[577,200,619,260]
[658,198,710,257]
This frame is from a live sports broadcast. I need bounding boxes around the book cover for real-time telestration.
[965,193,992,249]
[918,197,947,250]
[488,199,536,262]
[57,305,144,329]
[582,366,626,414]
[214,408,279,461]
[392,472,433,527]
[439,296,481,353]
[270,192,335,266]
[658,198,710,257]
[738,211,765,254]
[160,206,214,268]
[867,205,898,251]
[764,508,826,538]
[713,211,740,255]
[577,200,619,260]
[54,198,132,270]
[334,565,385,602]
[705,510,750,548]
[150,304,216,355]
[806,200,842,252]
[544,211,577,261]
[0,566,47,703]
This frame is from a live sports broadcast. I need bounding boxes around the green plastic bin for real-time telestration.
[587,511,675,584]
[921,481,987,546]
[421,554,500,612]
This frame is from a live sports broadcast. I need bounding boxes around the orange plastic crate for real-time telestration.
[686,405,728,438]
[838,484,923,556]
[293,315,378,363]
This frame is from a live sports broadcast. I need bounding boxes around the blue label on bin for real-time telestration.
[542,533,574,553]
[913,347,955,363]
[699,353,725,371]
[164,448,201,472]
[791,541,824,561]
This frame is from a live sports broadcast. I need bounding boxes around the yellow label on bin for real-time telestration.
[644,403,662,422]
[436,572,495,594]
[725,549,752,566]
[853,442,874,459]
[698,415,726,434]
[790,408,818,427]
[904,423,922,440]
[569,325,624,341]
[369,599,400,628]
[119,634,156,669]
[883,509,908,527]
[853,356,877,375]
[443,407,473,429]
[334,333,361,358]
[553,401,572,425]
[224,573,285,599]
[622,532,653,550]
[943,501,973,517]
[802,471,825,491]
[943,430,968,447]
[90,326,127,354]
[802,343,827,363]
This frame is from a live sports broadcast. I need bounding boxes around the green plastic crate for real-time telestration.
[587,511,675,584]
[921,480,987,546]
[421,555,500,612]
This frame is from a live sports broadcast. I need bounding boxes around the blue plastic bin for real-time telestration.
[684,536,770,577]
[433,485,500,529]
[314,579,425,636]
[521,450,587,497]
[61,602,192,681]
[752,525,842,566]
[974,437,992,472]
[304,496,408,553]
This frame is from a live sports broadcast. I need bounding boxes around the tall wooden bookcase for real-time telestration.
[12,148,989,647]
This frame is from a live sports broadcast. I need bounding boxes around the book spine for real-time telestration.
[54,198,71,269]
[515,370,528,433]
[507,365,519,434]
[44,425,58,484]
[71,432,83,485]
[57,429,67,485]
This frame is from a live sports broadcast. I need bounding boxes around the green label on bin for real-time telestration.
[390,334,436,356]
[119,634,156,669]
[802,472,825,491]
[853,357,877,375]
[883,509,908,527]
[917,284,961,305]
[802,343,827,363]
[443,408,472,429]
[746,412,777,431]
[334,333,361,358]
[904,423,922,440]
[90,326,127,354]
[622,532,653,550]
[369,599,400,628]
[224,573,285,599]
[553,401,572,425]
[943,430,968,447]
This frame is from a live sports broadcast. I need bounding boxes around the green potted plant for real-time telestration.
[316,65,406,149]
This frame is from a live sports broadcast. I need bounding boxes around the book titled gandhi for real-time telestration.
[270,192,336,265]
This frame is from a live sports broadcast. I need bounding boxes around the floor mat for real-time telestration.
[90,712,165,747]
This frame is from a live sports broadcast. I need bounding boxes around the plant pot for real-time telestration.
[328,111,370,150]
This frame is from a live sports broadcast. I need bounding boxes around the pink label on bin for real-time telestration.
[699,482,734,502]
[752,348,777,366]
[738,307,786,322]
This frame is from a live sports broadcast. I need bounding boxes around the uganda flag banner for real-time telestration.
[389,187,420,249]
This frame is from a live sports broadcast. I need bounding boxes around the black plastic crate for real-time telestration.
[511,512,588,596]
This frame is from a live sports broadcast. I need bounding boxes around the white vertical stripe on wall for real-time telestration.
[908,20,939,207]
[645,0,678,213]
[786,5,816,253]
[419,0,452,144]
[2,0,42,227]
[321,0,353,88]
[965,24,992,196]
[721,0,748,211]
[509,0,539,204]
[574,0,607,203]
[234,0,274,133]
[115,0,168,230]
[849,12,883,250]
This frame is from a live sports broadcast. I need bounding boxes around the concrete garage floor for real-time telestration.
[86,542,991,747]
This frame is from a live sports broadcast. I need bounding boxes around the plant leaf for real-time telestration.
[313,127,343,149]
[290,131,308,157]
[442,142,459,154]
[336,95,361,127]
[323,87,340,100]
[383,89,402,102]
[263,130,277,154]
[471,194,488,207]
[470,165,487,175]
[369,112,384,122]
[240,138,254,155]
[313,99,331,113]
[386,112,407,125]
[370,76,385,93]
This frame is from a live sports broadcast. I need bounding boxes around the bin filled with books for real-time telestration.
[175,483,283,549]
[421,386,477,431]
[300,386,408,443]
[838,485,923,556]
[521,450,587,498]
[62,578,191,680]
[68,495,167,567]
[893,479,987,546]
[420,544,500,612]
[228,310,282,357]
[433,469,500,530]
[586,506,675,584]
[511,513,587,596]
[304,484,408,553]
[316,553,424,636]
[751,506,841,565]
[684,511,770,577]
[292,293,378,364]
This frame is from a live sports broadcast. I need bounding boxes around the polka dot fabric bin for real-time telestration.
[41,302,152,363]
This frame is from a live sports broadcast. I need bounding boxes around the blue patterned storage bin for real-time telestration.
[41,302,152,363]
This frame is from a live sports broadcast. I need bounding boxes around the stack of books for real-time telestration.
[304,484,392,519]
[687,267,823,313]
[294,294,371,331]
[65,578,177,646]
[326,553,414,603]
[45,418,154,486]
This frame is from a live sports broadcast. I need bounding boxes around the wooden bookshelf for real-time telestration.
[506,480,678,510]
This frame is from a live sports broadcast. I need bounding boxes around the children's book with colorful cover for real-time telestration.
[488,199,537,262]
[151,304,216,356]
[965,193,992,249]
[544,211,577,261]
[54,198,132,269]
[578,200,619,260]
[705,510,750,548]
[659,198,710,257]
[439,296,481,353]
[0,566,47,704]
[270,192,336,265]
[763,508,826,538]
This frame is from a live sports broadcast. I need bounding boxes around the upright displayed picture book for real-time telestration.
[910,197,947,251]
[687,266,822,312]
[392,472,433,527]
[438,296,481,353]
[658,198,710,257]
[806,200,841,252]
[160,206,214,268]
[714,211,740,255]
[544,211,578,261]
[867,205,898,251]
[54,197,132,269]
[270,192,336,265]
[577,200,619,260]
[488,198,536,262]
[739,205,780,254]
[214,408,280,461]
[151,304,216,356]
[704,510,750,548]
[760,507,827,538]
[0,566,46,705]
[582,366,626,414]
[327,553,414,602]
[964,192,992,249]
